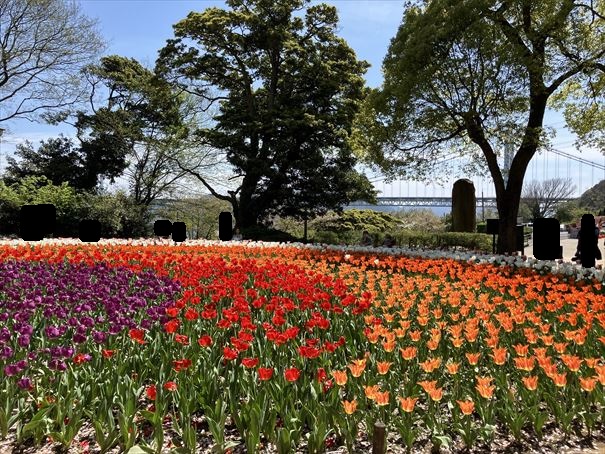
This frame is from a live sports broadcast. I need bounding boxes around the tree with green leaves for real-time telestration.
[3,136,85,188]
[156,0,376,232]
[353,0,605,253]
[74,55,194,206]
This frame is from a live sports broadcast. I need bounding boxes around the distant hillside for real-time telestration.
[579,180,605,213]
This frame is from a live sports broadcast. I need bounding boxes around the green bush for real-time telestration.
[312,230,340,245]
[241,225,300,242]
[0,176,86,237]
[310,209,403,234]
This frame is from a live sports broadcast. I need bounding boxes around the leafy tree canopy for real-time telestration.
[73,56,188,192]
[157,0,376,229]
[353,0,605,253]
[2,137,89,189]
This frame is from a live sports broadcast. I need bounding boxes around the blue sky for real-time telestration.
[1,0,603,198]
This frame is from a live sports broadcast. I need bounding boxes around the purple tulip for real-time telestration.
[17,376,32,390]
[92,331,106,344]
[45,326,61,338]
[18,335,30,348]
[0,327,10,342]
[1,346,13,360]
[48,359,67,371]
[72,333,87,344]
[4,364,18,376]
[19,324,33,336]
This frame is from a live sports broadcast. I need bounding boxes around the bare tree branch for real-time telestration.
[0,0,105,123]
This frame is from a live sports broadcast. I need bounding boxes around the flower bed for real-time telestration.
[0,240,604,453]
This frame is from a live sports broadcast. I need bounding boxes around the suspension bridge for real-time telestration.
[348,146,605,212]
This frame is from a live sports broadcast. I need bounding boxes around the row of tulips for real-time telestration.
[0,241,604,453]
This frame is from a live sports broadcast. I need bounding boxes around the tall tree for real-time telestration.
[3,136,85,188]
[0,0,104,123]
[1,135,124,192]
[75,56,192,207]
[353,0,605,253]
[521,177,576,220]
[156,0,376,231]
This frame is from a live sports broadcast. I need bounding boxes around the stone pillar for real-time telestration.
[452,179,476,233]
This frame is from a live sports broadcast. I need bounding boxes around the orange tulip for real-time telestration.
[451,337,464,348]
[348,362,365,378]
[476,383,495,399]
[551,373,567,388]
[491,347,507,366]
[428,387,444,402]
[595,365,605,386]
[382,338,396,352]
[398,396,418,413]
[427,338,440,351]
[521,375,538,391]
[579,377,597,392]
[457,399,475,415]
[464,327,479,343]
[446,362,460,375]
[393,328,406,338]
[364,384,380,400]
[418,380,438,393]
[419,357,441,373]
[465,352,480,366]
[400,346,417,361]
[513,344,529,356]
[542,363,558,379]
[540,335,554,346]
[366,330,380,344]
[486,336,499,349]
[475,376,495,399]
[560,354,582,373]
[376,361,392,375]
[342,399,358,414]
[332,370,348,386]
[514,356,535,372]
[553,342,567,354]
[409,330,422,342]
[374,391,390,406]
[417,315,429,326]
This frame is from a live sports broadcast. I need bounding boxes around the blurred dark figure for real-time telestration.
[360,230,373,246]
[573,214,601,267]
[382,233,396,248]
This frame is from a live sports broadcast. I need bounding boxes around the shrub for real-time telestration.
[241,225,300,242]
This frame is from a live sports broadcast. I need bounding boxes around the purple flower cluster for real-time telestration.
[0,259,181,381]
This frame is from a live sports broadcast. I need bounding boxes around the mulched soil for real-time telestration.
[1,416,604,453]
